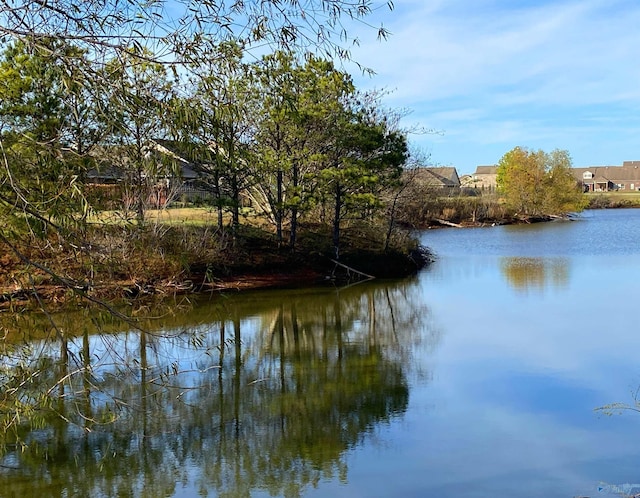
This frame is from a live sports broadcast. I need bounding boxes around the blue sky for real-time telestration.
[345,0,640,174]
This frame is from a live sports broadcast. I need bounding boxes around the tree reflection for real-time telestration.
[500,257,570,292]
[0,280,439,497]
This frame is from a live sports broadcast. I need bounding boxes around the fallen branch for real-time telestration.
[434,218,463,228]
[330,259,375,280]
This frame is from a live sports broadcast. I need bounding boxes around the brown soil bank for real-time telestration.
[176,226,434,293]
[0,223,433,309]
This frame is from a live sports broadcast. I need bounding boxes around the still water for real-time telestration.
[2,208,640,498]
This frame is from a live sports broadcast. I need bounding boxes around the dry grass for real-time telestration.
[90,207,220,226]
[1,205,426,308]
[147,207,221,225]
[396,194,508,227]
[89,207,269,228]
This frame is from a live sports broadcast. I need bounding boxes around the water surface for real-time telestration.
[2,208,640,498]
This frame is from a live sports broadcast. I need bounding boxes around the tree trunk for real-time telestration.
[290,205,298,250]
[214,171,223,230]
[332,182,341,260]
[227,130,239,233]
[384,192,399,252]
[276,169,283,246]
[231,172,239,232]
[135,169,146,225]
[289,163,298,250]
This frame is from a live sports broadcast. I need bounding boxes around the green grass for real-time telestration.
[586,190,640,197]
[585,191,640,208]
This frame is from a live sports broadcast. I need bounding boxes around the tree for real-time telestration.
[203,46,256,233]
[496,146,586,217]
[166,94,230,229]
[171,41,258,233]
[251,51,299,246]
[0,39,95,236]
[251,52,356,248]
[316,98,408,259]
[543,148,589,214]
[102,50,176,224]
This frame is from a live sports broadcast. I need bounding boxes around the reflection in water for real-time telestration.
[0,280,439,497]
[500,257,570,292]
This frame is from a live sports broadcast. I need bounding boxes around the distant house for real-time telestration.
[469,165,498,190]
[459,174,473,186]
[410,167,461,190]
[86,142,199,184]
[572,162,640,192]
[85,141,203,208]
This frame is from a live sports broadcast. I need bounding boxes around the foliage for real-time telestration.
[0,1,395,65]
[0,39,94,237]
[496,146,587,217]
[0,0,418,461]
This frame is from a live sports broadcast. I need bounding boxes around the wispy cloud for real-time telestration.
[347,0,640,171]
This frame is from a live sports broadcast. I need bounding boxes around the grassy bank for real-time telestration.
[585,191,640,208]
[395,191,640,229]
[396,193,510,228]
[0,209,431,308]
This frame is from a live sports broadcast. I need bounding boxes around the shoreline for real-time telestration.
[423,205,640,230]
[0,245,434,310]
[4,206,622,309]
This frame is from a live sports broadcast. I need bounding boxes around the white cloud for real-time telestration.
[346,0,640,168]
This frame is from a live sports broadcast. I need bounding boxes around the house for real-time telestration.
[410,167,461,190]
[459,174,473,187]
[86,142,199,184]
[468,165,498,190]
[572,163,640,192]
[85,141,203,208]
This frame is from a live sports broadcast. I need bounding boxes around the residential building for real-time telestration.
[410,167,461,191]
[572,162,640,192]
[469,165,498,190]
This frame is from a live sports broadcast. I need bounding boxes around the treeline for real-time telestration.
[0,0,439,302]
[393,146,588,229]
[0,37,412,257]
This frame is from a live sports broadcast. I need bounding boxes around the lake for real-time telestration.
[1,208,640,498]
